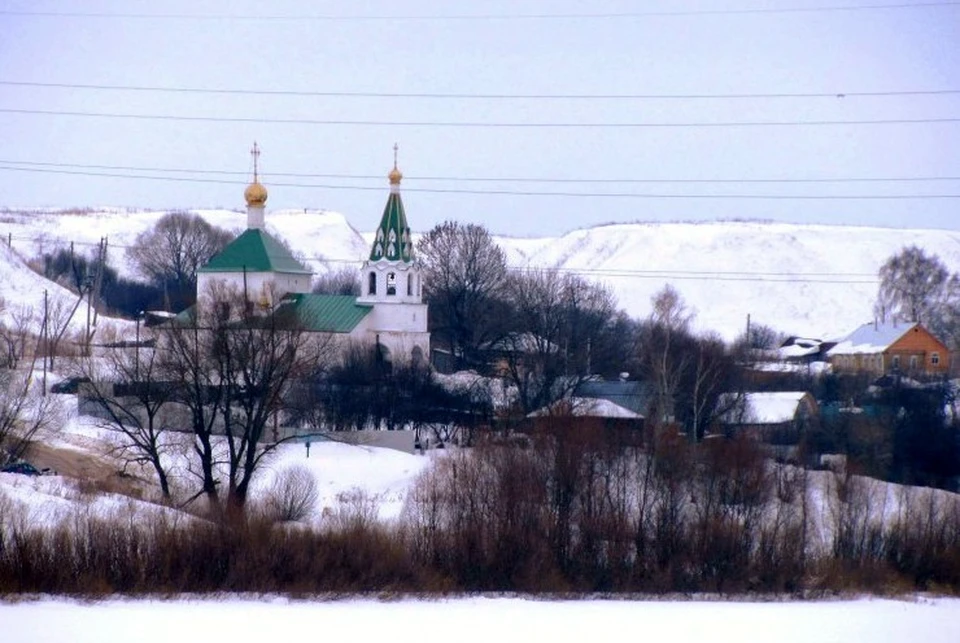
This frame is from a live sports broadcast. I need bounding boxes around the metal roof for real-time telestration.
[199,228,311,274]
[276,293,372,333]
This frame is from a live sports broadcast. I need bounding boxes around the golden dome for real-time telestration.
[388,165,403,186]
[388,141,403,186]
[244,181,268,207]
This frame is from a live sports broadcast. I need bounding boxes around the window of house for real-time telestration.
[368,272,377,295]
[892,355,900,369]
[932,352,941,366]
[387,272,397,295]
[910,355,919,370]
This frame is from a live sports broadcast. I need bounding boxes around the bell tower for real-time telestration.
[357,144,423,305]
[356,144,429,363]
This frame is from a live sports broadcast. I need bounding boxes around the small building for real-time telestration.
[572,379,653,418]
[526,396,645,441]
[721,391,819,445]
[826,320,949,377]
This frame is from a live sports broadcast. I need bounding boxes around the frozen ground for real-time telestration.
[3,596,959,643]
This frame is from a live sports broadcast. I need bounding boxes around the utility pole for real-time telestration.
[42,289,48,396]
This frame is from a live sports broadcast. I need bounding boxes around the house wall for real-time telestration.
[197,271,310,306]
[830,326,950,376]
[887,326,950,375]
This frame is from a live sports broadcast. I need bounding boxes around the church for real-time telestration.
[194,144,430,365]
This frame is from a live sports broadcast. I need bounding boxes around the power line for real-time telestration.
[3,80,958,101]
[3,159,959,185]
[2,3,957,20]
[2,107,957,128]
[2,164,958,200]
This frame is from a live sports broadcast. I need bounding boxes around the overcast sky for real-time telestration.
[1,0,958,236]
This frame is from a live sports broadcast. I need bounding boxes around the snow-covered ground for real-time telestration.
[5,208,960,340]
[3,596,959,643]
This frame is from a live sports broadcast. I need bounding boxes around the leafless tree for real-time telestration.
[160,282,330,511]
[158,309,224,506]
[1,301,35,369]
[500,270,618,414]
[71,330,177,498]
[311,267,360,296]
[876,245,955,325]
[638,284,694,427]
[417,221,509,367]
[126,210,233,298]
[0,369,63,464]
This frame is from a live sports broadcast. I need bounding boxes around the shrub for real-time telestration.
[262,466,319,523]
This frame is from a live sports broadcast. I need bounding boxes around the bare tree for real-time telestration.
[312,267,360,296]
[0,369,63,465]
[500,270,618,414]
[876,246,957,324]
[71,330,177,498]
[126,211,233,305]
[160,282,330,511]
[158,310,224,506]
[417,221,509,368]
[685,334,741,442]
[638,284,694,427]
[0,302,35,369]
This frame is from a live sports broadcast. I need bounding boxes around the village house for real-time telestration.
[826,320,949,377]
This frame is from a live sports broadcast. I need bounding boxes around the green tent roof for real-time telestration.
[369,192,414,263]
[276,294,372,333]
[199,228,311,274]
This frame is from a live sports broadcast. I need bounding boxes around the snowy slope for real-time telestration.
[2,208,370,280]
[497,221,960,340]
[4,208,960,340]
[0,238,98,333]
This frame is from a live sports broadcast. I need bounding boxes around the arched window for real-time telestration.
[368,272,377,295]
[412,345,424,364]
[407,273,413,296]
[387,272,397,296]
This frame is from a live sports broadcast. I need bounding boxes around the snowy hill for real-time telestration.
[496,221,960,340]
[4,208,960,340]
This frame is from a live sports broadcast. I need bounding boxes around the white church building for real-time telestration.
[194,144,429,365]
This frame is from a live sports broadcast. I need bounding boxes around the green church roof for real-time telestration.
[369,191,414,263]
[276,294,372,333]
[199,228,311,274]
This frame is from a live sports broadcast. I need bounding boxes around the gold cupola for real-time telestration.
[388,142,403,187]
[244,141,268,207]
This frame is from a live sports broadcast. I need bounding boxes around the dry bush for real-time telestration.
[262,465,319,523]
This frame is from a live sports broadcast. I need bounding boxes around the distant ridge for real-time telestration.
[3,208,959,340]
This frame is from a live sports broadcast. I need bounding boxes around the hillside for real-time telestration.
[4,208,960,340]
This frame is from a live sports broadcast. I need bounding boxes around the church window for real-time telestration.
[387,272,397,295]
[368,272,377,295]
[407,273,413,296]
[412,346,424,364]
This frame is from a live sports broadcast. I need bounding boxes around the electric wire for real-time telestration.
[2,159,958,185]
[3,80,958,101]
[2,3,957,20]
[2,107,958,128]
[1,164,957,200]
